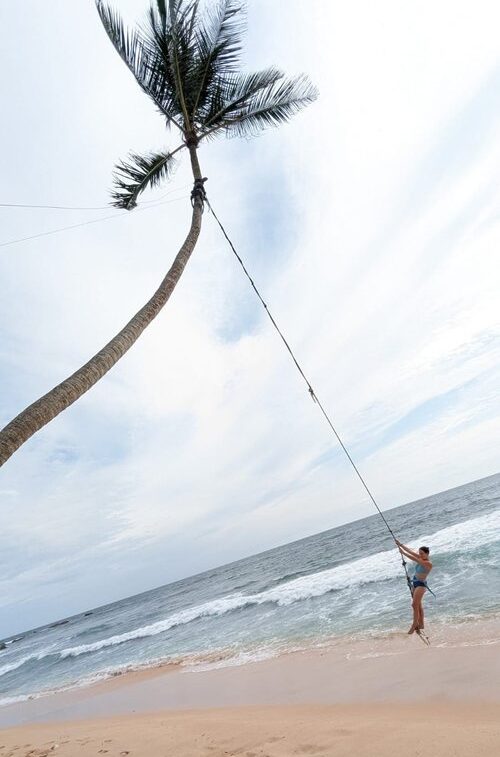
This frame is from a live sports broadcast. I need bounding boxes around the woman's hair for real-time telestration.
[419,546,430,554]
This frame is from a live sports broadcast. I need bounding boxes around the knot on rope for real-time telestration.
[185,133,199,148]
[191,177,207,208]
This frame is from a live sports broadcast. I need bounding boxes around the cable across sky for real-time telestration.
[0,194,188,250]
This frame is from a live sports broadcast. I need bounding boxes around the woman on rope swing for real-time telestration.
[395,540,432,634]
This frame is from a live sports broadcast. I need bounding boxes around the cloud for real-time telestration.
[1,0,499,637]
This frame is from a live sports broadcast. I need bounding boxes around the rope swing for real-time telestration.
[205,192,430,645]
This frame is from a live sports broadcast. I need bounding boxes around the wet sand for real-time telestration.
[1,621,498,756]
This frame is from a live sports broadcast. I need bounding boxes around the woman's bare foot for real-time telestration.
[408,624,416,634]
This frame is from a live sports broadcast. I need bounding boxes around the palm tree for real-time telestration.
[0,0,317,467]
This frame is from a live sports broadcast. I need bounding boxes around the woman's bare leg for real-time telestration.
[408,596,418,633]
[409,587,426,633]
[418,602,425,629]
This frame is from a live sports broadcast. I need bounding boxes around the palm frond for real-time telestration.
[190,0,245,118]
[111,148,180,210]
[96,1,148,81]
[96,1,182,128]
[200,67,283,128]
[141,0,200,128]
[156,0,168,26]
[210,72,318,137]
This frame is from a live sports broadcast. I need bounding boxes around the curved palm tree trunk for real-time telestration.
[0,148,205,468]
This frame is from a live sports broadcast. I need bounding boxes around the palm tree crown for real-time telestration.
[97,0,318,209]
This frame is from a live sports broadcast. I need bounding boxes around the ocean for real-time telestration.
[1,472,499,708]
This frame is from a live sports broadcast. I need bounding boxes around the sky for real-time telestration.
[1,0,499,638]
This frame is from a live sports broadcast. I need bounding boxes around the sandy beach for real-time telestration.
[1,703,499,757]
[1,619,499,756]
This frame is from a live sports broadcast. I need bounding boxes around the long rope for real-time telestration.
[206,197,418,599]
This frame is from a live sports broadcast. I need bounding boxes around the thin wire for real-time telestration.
[0,203,115,211]
[0,196,187,250]
[206,198,417,594]
[0,184,192,212]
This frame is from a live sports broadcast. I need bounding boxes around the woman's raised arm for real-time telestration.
[395,540,420,560]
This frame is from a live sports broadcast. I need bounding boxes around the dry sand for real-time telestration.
[1,620,499,756]
[1,704,499,757]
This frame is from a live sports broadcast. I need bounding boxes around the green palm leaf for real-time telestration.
[189,0,244,118]
[214,72,318,137]
[112,148,179,209]
[200,67,282,127]
[97,1,182,128]
[95,4,150,99]
[142,0,200,128]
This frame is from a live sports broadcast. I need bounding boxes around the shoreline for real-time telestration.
[1,618,499,756]
[3,611,499,714]
[1,615,498,729]
[0,610,500,712]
